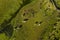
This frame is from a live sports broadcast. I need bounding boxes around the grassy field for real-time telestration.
[0,0,60,40]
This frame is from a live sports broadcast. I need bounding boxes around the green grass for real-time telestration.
[0,0,60,40]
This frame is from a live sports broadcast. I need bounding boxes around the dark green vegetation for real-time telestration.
[0,0,60,40]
